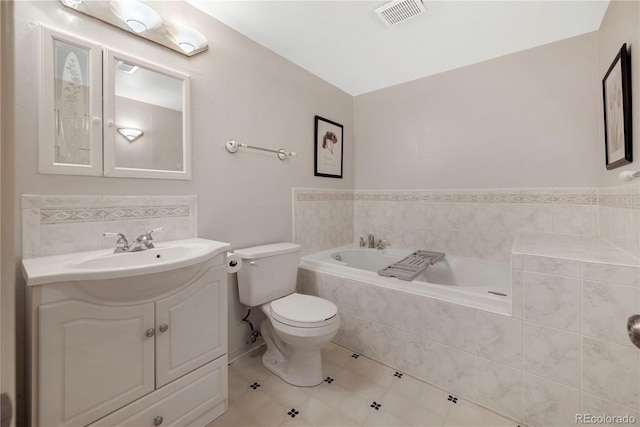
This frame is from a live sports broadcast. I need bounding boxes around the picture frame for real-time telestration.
[602,43,632,170]
[314,115,344,178]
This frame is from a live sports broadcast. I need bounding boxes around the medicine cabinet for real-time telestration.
[39,26,192,180]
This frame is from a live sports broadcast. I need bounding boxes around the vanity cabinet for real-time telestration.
[26,252,228,427]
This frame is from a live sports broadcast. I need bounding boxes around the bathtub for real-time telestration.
[299,245,512,315]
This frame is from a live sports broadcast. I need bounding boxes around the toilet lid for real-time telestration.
[270,293,338,328]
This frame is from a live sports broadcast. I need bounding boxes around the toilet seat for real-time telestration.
[269,293,338,328]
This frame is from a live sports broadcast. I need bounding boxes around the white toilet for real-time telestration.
[234,242,340,386]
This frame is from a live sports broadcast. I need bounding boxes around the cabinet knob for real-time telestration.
[159,324,169,333]
[153,416,163,426]
[145,328,155,338]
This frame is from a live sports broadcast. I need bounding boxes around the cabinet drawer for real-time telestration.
[89,356,228,427]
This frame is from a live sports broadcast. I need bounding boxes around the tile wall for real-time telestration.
[294,186,640,425]
[598,183,640,259]
[298,233,640,426]
[294,187,599,263]
[292,188,354,256]
[21,194,198,258]
[294,185,640,262]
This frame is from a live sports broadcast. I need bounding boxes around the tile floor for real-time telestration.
[207,343,520,427]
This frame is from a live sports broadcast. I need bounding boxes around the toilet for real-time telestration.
[233,242,340,386]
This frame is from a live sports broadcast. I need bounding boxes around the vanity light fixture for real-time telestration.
[110,1,163,33]
[168,25,208,55]
[60,0,84,6]
[57,0,209,57]
[117,128,144,143]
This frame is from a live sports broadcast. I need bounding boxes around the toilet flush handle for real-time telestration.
[249,261,259,266]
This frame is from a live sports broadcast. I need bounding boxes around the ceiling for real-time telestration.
[186,0,610,96]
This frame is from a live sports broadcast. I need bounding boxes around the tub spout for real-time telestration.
[368,234,375,248]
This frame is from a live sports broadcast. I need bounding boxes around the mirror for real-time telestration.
[103,49,191,179]
[39,26,103,176]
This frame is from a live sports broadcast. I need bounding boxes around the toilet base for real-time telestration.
[260,319,325,387]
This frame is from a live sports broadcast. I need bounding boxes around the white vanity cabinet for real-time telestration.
[23,239,230,427]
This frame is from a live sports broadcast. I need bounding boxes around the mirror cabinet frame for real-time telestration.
[39,26,192,180]
[39,26,103,176]
[103,49,192,180]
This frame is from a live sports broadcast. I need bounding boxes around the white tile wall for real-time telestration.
[294,185,640,263]
[523,373,580,427]
[598,183,640,259]
[292,188,354,256]
[522,322,581,388]
[523,271,581,333]
[299,232,640,426]
[293,187,602,263]
[475,357,523,421]
[582,337,639,409]
[21,194,198,258]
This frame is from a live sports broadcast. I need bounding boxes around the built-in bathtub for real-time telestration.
[299,245,512,315]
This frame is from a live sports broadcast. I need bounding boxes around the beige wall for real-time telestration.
[12,1,353,246]
[353,32,600,189]
[597,0,640,187]
[9,1,353,414]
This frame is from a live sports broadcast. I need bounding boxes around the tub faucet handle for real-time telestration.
[377,239,387,250]
[359,237,366,247]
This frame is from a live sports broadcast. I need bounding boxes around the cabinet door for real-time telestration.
[155,266,227,387]
[38,300,155,427]
[39,26,103,176]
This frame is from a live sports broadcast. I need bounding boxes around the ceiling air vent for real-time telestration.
[375,0,426,27]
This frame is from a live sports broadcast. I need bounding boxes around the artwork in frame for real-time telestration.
[602,43,632,170]
[314,115,344,178]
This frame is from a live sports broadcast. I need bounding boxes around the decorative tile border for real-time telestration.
[40,205,190,224]
[293,188,354,202]
[598,194,640,209]
[294,188,598,205]
[295,193,354,201]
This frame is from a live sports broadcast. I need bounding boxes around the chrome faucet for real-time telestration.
[368,234,375,248]
[129,228,163,252]
[376,239,387,250]
[359,237,366,247]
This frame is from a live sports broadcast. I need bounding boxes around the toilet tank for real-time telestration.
[233,243,301,307]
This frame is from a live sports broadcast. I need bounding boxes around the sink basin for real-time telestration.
[21,238,231,286]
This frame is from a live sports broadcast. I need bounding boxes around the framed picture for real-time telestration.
[602,43,632,170]
[314,115,344,178]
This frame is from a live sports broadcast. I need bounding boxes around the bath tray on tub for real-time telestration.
[378,250,445,281]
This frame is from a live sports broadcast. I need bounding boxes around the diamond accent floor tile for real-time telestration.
[210,342,519,427]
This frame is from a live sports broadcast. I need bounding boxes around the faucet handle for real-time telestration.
[145,227,164,240]
[103,232,128,241]
[137,227,163,250]
[103,232,129,253]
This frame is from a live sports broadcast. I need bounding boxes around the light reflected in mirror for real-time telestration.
[54,40,91,165]
[113,59,184,172]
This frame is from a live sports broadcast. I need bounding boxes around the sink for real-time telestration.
[21,238,231,286]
